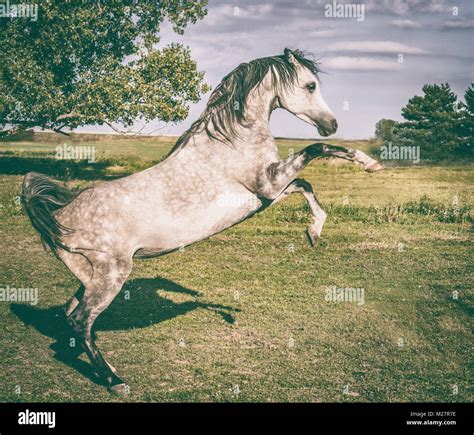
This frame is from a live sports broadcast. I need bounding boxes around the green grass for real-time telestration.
[0,136,472,402]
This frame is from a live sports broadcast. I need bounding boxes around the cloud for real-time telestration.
[229,0,453,16]
[324,56,402,71]
[442,20,474,30]
[364,0,451,15]
[391,19,422,29]
[307,28,339,38]
[198,3,274,27]
[327,41,429,54]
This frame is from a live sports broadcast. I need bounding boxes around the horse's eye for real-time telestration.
[306,82,316,93]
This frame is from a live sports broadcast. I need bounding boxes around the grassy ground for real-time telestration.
[0,136,472,402]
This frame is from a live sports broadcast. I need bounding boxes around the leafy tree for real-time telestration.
[375,118,397,142]
[0,1,210,137]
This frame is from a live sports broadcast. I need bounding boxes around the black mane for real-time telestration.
[168,49,320,154]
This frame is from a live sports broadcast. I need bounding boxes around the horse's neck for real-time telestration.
[238,85,275,146]
[164,84,279,170]
[209,85,278,154]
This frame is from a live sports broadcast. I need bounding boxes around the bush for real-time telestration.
[375,119,397,142]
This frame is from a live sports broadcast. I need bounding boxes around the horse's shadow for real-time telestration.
[11,277,239,386]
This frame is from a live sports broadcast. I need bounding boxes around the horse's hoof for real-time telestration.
[108,383,129,395]
[306,226,319,247]
[364,161,385,172]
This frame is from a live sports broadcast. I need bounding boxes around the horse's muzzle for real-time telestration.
[317,119,338,137]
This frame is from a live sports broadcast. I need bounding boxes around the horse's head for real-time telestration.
[276,48,337,137]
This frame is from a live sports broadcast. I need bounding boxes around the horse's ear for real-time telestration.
[284,48,298,66]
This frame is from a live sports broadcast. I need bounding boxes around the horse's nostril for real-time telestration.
[331,119,338,131]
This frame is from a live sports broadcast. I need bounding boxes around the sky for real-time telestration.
[78,0,474,139]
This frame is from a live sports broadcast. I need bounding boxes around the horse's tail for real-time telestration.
[21,172,75,255]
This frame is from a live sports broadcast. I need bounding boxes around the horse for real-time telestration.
[21,48,383,394]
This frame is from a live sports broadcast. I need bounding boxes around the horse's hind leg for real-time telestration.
[67,254,132,393]
[63,284,96,344]
[63,284,85,317]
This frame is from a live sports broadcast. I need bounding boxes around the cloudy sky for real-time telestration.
[81,0,474,139]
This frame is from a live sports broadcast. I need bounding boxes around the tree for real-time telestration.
[0,1,210,137]
[456,84,474,156]
[392,83,460,160]
[375,118,397,142]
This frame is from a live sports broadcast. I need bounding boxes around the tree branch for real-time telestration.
[52,124,71,136]
[104,120,168,137]
[55,113,83,122]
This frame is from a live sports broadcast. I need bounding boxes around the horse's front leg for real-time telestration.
[270,179,326,246]
[318,143,385,172]
[254,143,383,244]
[256,142,384,198]
[256,144,325,200]
[255,145,328,245]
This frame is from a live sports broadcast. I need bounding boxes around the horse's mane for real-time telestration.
[167,49,320,155]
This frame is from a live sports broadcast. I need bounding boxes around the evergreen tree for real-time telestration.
[456,84,474,156]
[393,83,460,160]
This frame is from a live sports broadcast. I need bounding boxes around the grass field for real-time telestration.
[0,135,472,402]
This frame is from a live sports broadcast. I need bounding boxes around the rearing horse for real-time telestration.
[22,48,383,393]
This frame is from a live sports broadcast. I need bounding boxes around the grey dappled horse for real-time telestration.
[22,48,383,393]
